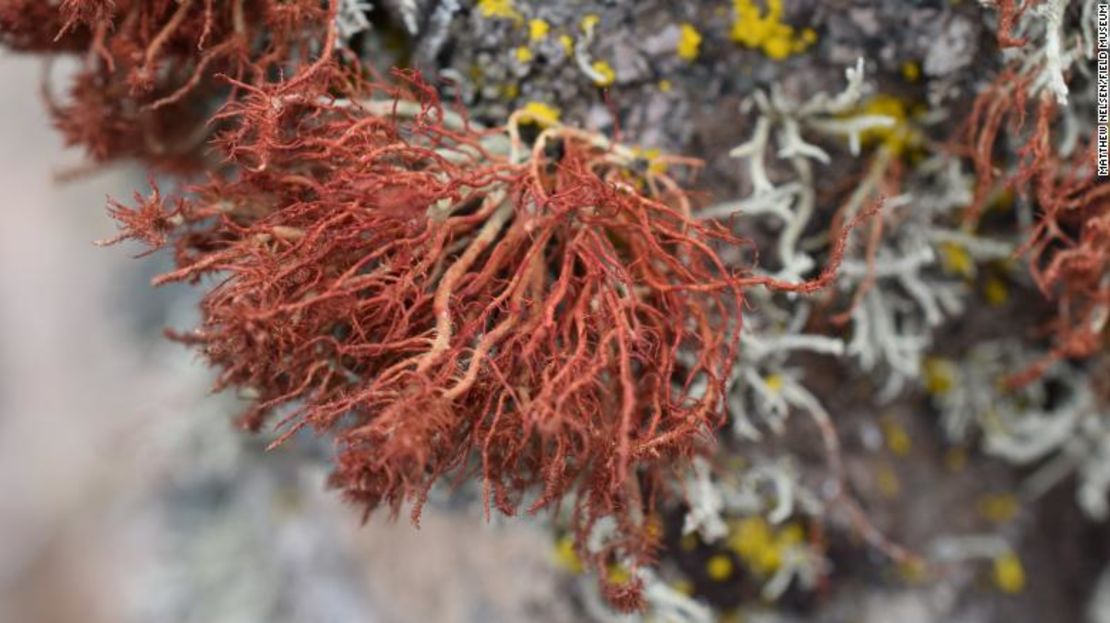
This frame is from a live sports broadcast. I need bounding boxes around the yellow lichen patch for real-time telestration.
[658,79,672,92]
[856,94,922,156]
[553,535,584,573]
[898,558,928,584]
[559,34,574,55]
[707,554,735,581]
[729,518,780,576]
[501,82,519,99]
[923,357,957,396]
[939,241,975,278]
[518,101,561,126]
[606,563,632,585]
[901,60,922,82]
[631,146,667,175]
[977,493,1020,524]
[514,46,534,63]
[529,18,550,41]
[993,552,1026,594]
[671,578,695,596]
[984,276,1009,307]
[876,464,901,498]
[763,373,784,393]
[778,522,804,546]
[591,60,616,87]
[726,517,804,578]
[881,417,912,457]
[677,23,703,61]
[580,13,600,33]
[477,0,523,24]
[730,0,816,60]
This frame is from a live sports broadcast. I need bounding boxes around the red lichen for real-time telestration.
[954,43,1108,386]
[992,0,1038,49]
[104,63,867,608]
[1,0,338,169]
[1007,143,1110,386]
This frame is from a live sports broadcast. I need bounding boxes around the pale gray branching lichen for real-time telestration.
[337,0,375,44]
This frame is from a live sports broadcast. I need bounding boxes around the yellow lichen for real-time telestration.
[658,79,673,92]
[876,464,901,498]
[559,34,574,55]
[631,146,668,175]
[707,554,735,581]
[672,579,695,596]
[518,101,561,126]
[730,0,815,60]
[580,13,600,33]
[993,552,1026,594]
[477,0,523,24]
[977,493,1020,524]
[552,535,584,573]
[901,60,922,82]
[939,241,975,277]
[881,417,912,457]
[606,563,632,585]
[984,276,1009,306]
[591,60,616,87]
[856,94,922,156]
[898,558,928,584]
[763,373,784,393]
[923,357,957,396]
[514,45,534,63]
[726,517,804,579]
[529,18,550,41]
[677,23,703,61]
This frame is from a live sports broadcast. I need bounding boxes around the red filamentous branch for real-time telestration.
[993,0,1038,49]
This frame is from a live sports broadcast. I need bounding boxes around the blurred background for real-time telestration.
[0,51,573,623]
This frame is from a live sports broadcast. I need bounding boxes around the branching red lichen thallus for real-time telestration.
[952,9,1109,387]
[104,66,870,609]
[0,0,339,170]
